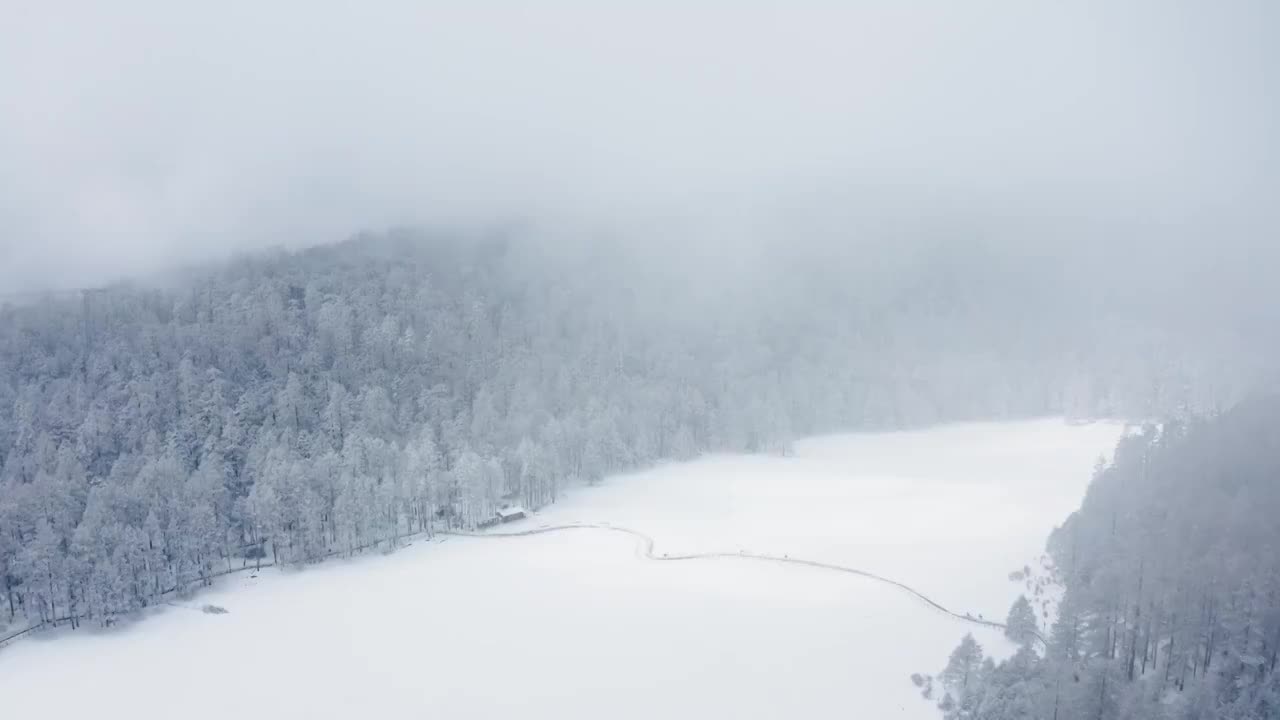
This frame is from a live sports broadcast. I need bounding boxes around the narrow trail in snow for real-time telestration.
[445,522,1008,634]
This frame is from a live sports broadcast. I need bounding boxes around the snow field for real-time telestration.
[0,418,1124,719]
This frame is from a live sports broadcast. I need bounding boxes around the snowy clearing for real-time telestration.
[0,418,1123,719]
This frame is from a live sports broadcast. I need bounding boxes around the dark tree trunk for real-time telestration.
[1269,627,1279,673]
[1096,671,1108,720]
[1141,604,1155,677]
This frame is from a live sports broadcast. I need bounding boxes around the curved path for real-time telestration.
[447,522,1009,634]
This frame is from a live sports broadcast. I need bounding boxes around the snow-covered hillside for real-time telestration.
[0,419,1123,719]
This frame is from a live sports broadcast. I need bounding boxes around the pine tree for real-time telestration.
[942,633,984,699]
[1005,594,1039,647]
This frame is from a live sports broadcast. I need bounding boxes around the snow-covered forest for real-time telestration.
[932,398,1280,719]
[0,419,1121,720]
[0,230,1273,634]
[2,3,1278,718]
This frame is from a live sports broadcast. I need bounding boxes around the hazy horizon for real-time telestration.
[3,1,1276,292]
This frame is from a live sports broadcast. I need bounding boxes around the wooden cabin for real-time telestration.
[495,506,526,523]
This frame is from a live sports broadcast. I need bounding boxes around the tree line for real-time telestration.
[932,396,1280,719]
[0,231,1266,633]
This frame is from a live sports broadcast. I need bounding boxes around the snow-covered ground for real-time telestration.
[0,418,1123,719]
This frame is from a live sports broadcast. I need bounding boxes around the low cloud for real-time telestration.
[1,1,1275,291]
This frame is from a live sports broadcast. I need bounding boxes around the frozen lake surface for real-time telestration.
[0,418,1124,719]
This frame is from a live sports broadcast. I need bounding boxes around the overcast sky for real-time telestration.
[1,1,1275,292]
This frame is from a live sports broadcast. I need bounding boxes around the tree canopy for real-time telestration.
[936,397,1280,720]
[0,232,1269,632]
